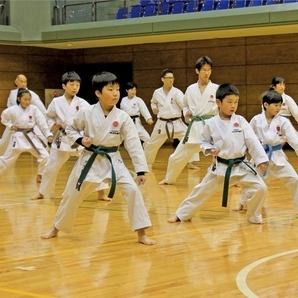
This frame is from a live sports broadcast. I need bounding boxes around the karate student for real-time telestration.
[120,81,153,144]
[0,74,47,156]
[168,83,268,224]
[0,88,53,186]
[233,90,298,213]
[270,76,298,122]
[31,71,109,201]
[143,68,198,170]
[41,71,156,245]
[159,56,219,185]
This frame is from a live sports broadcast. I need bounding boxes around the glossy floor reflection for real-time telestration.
[0,147,298,297]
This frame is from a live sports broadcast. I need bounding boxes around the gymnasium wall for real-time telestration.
[0,32,298,137]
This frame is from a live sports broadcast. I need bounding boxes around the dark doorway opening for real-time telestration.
[70,62,133,106]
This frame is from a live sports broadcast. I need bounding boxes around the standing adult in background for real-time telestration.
[0,74,47,155]
[143,68,198,170]
[159,56,219,185]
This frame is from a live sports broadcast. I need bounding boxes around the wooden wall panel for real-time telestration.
[1,33,298,139]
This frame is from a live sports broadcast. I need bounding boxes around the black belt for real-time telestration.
[159,117,181,139]
[76,145,118,198]
[216,156,257,207]
[130,115,139,123]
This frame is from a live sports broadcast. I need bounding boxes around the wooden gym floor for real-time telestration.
[0,146,297,297]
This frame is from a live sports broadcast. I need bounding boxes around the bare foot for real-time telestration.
[233,183,240,187]
[187,162,200,170]
[158,179,168,185]
[167,215,181,223]
[41,226,59,239]
[97,190,112,202]
[232,203,243,211]
[137,229,156,245]
[30,192,44,201]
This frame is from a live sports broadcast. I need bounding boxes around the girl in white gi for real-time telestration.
[41,72,156,245]
[168,84,268,224]
[120,81,153,144]
[0,88,53,186]
[233,90,298,212]
[31,72,108,201]
[143,69,198,170]
[270,76,298,122]
[159,56,219,185]
[0,74,47,156]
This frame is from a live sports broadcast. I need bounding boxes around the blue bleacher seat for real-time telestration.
[143,3,156,16]
[233,0,247,7]
[266,0,279,4]
[159,2,171,14]
[129,5,143,18]
[283,0,297,3]
[171,1,185,13]
[216,0,231,9]
[248,0,263,5]
[116,7,128,19]
[185,0,199,12]
[201,0,215,11]
[140,0,153,6]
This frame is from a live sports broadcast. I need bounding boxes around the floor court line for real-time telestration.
[236,249,298,297]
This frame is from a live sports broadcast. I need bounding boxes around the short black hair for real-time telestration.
[195,56,213,71]
[126,81,137,90]
[216,83,239,102]
[161,68,173,78]
[61,71,81,85]
[92,71,119,93]
[262,90,283,110]
[17,88,31,105]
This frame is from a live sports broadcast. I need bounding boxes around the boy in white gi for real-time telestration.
[120,81,153,144]
[168,84,268,224]
[233,90,298,212]
[31,71,108,201]
[144,68,198,170]
[159,56,219,185]
[0,88,52,186]
[41,72,156,245]
[0,74,47,156]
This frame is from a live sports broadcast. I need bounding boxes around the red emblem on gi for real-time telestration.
[76,106,79,111]
[234,122,239,127]
[210,95,214,98]
[113,121,119,127]
[282,103,286,106]
[29,116,32,119]
[276,126,280,131]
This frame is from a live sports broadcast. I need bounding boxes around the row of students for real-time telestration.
[1,65,298,245]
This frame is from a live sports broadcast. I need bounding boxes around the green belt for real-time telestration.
[216,156,257,207]
[182,115,213,144]
[76,145,118,198]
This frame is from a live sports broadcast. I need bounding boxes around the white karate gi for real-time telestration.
[239,113,298,211]
[163,81,219,184]
[175,114,268,224]
[53,103,152,233]
[279,93,298,122]
[0,104,51,177]
[120,95,152,143]
[39,95,90,197]
[0,88,47,155]
[144,86,191,165]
